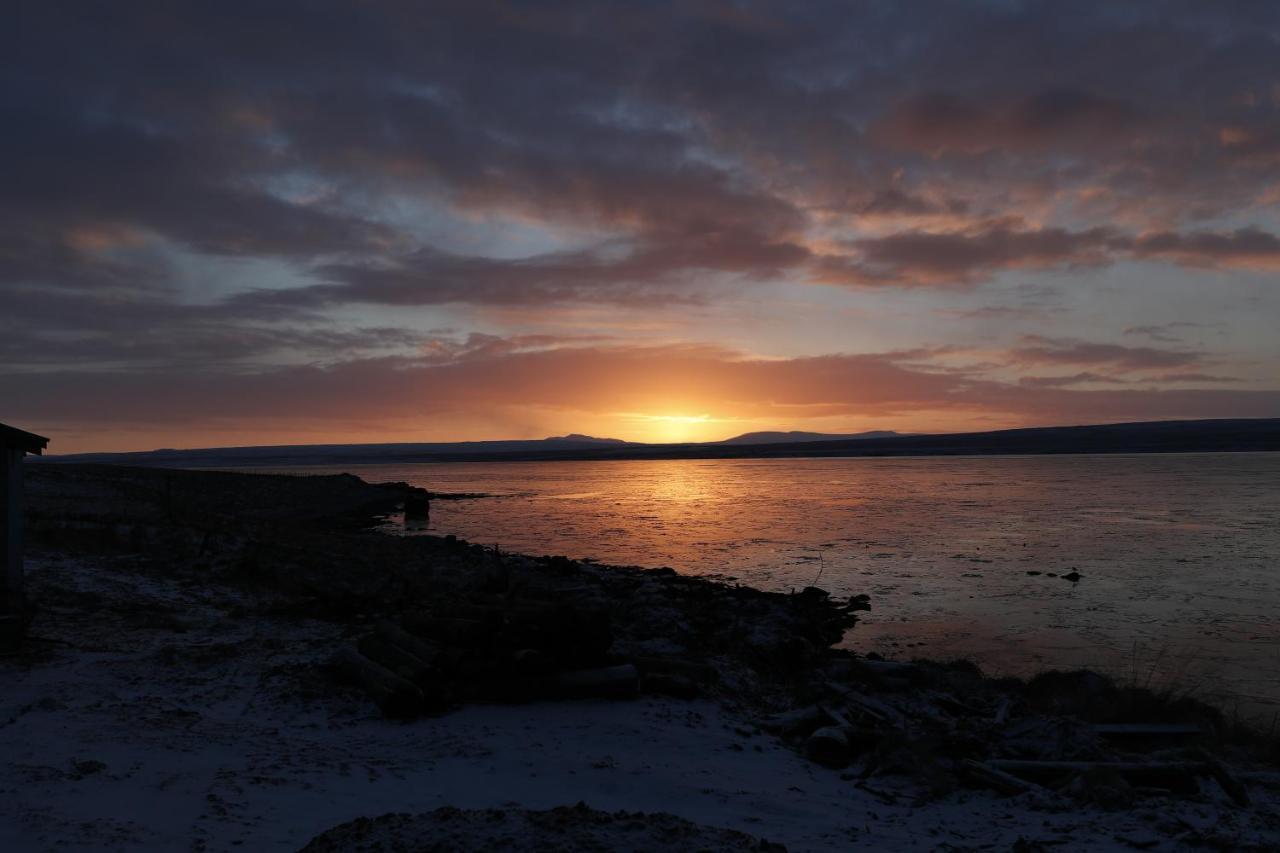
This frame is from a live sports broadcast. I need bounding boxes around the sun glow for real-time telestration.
[625,413,726,444]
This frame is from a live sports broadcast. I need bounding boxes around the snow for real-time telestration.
[2,552,1277,851]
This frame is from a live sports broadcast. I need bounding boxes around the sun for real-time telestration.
[628,413,721,444]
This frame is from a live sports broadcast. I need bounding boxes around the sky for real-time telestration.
[5,1,1280,452]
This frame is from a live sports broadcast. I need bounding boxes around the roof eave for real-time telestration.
[0,424,51,455]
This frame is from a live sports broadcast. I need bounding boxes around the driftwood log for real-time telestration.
[556,664,639,699]
[988,759,1209,795]
[1091,723,1208,739]
[640,672,700,699]
[510,648,553,676]
[358,634,434,685]
[631,655,719,683]
[825,682,903,727]
[805,725,850,768]
[375,620,441,666]
[332,646,424,719]
[402,615,489,647]
[961,759,1039,795]
[760,705,831,736]
[1203,756,1252,808]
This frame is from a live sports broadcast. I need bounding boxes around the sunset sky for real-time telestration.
[6,1,1280,452]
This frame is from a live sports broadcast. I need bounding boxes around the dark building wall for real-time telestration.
[1,449,22,610]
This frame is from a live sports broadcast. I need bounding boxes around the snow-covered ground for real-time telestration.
[2,552,1277,852]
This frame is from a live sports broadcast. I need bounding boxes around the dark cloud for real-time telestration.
[8,0,1280,308]
[0,105,401,268]
[1133,228,1280,269]
[1008,336,1204,372]
[875,89,1144,155]
[815,223,1120,287]
[1018,372,1130,388]
[1155,372,1243,384]
[858,189,970,219]
[244,228,809,309]
[813,223,1280,289]
[1123,322,1219,343]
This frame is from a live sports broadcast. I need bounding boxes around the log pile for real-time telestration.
[331,596,719,718]
[762,656,1257,809]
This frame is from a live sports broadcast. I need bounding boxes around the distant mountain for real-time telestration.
[718,430,901,445]
[34,419,1279,467]
[41,435,640,467]
[542,434,631,445]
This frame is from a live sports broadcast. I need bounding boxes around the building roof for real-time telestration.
[0,423,50,455]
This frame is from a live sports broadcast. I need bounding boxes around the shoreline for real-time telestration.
[4,464,1279,850]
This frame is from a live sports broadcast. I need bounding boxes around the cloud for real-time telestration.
[4,1,1279,447]
[1132,228,1280,270]
[1018,372,1130,388]
[874,89,1144,155]
[813,222,1120,287]
[1155,372,1243,384]
[8,340,1277,451]
[1123,322,1218,343]
[236,229,811,309]
[1007,336,1204,372]
[0,106,401,267]
[8,0,1280,310]
[811,224,1280,289]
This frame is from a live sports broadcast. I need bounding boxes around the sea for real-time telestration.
[276,453,1280,718]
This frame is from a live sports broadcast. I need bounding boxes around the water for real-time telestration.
[281,453,1280,716]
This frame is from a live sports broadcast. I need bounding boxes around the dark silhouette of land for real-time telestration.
[717,429,902,444]
[37,418,1280,468]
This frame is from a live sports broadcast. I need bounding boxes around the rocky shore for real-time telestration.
[3,465,1278,851]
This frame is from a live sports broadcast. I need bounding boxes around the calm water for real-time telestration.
[284,454,1280,715]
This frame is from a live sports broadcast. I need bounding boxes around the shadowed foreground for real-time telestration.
[2,465,1278,851]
